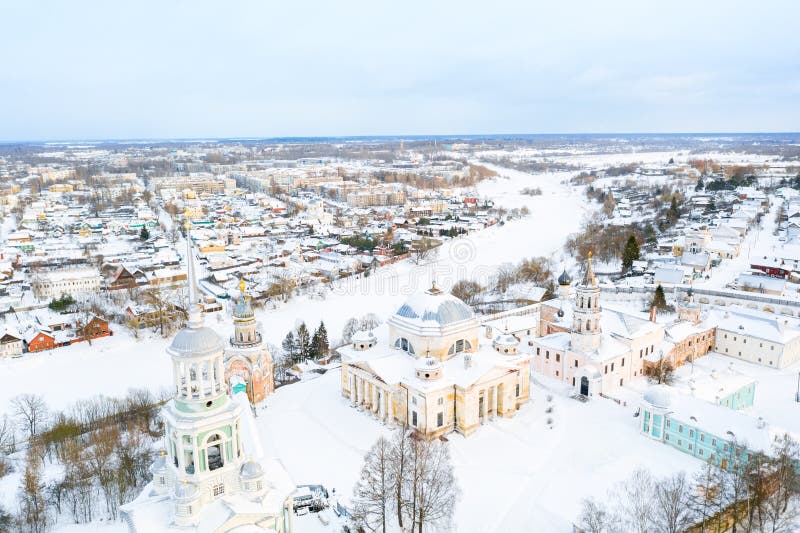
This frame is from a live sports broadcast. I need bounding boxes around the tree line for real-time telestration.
[1,389,166,532]
[579,434,800,533]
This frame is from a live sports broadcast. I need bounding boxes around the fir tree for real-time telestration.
[139,226,150,240]
[668,196,680,222]
[651,284,668,311]
[314,321,329,360]
[296,323,311,362]
[621,235,640,273]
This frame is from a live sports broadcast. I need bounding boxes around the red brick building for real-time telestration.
[24,329,56,353]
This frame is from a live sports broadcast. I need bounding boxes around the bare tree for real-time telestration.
[652,472,693,533]
[613,468,654,533]
[12,394,48,439]
[578,498,611,533]
[689,461,725,533]
[0,414,15,454]
[352,436,393,532]
[758,434,800,532]
[450,280,484,306]
[389,428,410,529]
[360,313,382,331]
[405,437,459,533]
[18,443,49,533]
[411,237,439,265]
[341,317,360,345]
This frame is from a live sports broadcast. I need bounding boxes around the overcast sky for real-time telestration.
[1,1,798,140]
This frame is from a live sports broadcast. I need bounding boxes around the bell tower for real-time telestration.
[232,279,259,347]
[571,252,602,353]
[162,238,246,526]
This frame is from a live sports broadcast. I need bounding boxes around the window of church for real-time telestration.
[395,338,415,355]
[516,384,520,397]
[213,483,225,497]
[412,411,417,427]
[556,353,560,362]
[437,397,444,405]
[412,396,417,406]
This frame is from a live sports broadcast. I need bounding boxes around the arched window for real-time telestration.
[585,320,590,332]
[587,297,591,309]
[205,433,225,471]
[394,337,415,355]
[448,339,473,355]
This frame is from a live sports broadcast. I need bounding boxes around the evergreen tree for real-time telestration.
[668,196,680,222]
[651,284,668,311]
[296,323,311,362]
[695,177,704,191]
[281,331,297,364]
[621,235,640,273]
[139,226,150,240]
[314,321,329,360]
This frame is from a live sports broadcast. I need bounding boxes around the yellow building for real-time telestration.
[339,283,531,439]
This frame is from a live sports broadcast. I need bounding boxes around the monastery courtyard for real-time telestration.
[255,369,698,532]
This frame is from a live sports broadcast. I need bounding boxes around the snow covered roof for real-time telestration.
[643,385,674,409]
[394,285,474,326]
[168,325,224,359]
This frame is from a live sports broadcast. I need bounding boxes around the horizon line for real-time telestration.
[2,131,800,146]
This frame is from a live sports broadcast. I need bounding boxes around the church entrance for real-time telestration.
[580,376,589,396]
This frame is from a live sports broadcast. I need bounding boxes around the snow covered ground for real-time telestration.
[256,370,699,532]
[0,329,173,415]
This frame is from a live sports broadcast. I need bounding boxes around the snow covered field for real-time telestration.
[257,370,699,531]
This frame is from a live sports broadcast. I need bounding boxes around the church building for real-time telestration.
[533,254,664,398]
[224,280,274,404]
[120,242,294,532]
[338,282,531,439]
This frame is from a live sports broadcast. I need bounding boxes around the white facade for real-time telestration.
[32,268,101,299]
[711,307,800,368]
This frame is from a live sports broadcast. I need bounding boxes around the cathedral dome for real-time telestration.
[558,269,572,286]
[168,326,224,359]
[643,385,674,409]
[394,283,474,327]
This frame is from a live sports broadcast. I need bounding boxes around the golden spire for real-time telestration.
[238,278,246,294]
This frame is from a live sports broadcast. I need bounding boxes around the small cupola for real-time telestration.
[239,458,266,494]
[415,352,443,381]
[492,327,520,355]
[172,480,201,527]
[150,450,169,494]
[352,328,377,351]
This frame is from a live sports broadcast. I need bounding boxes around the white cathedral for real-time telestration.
[338,282,532,438]
[120,242,294,532]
